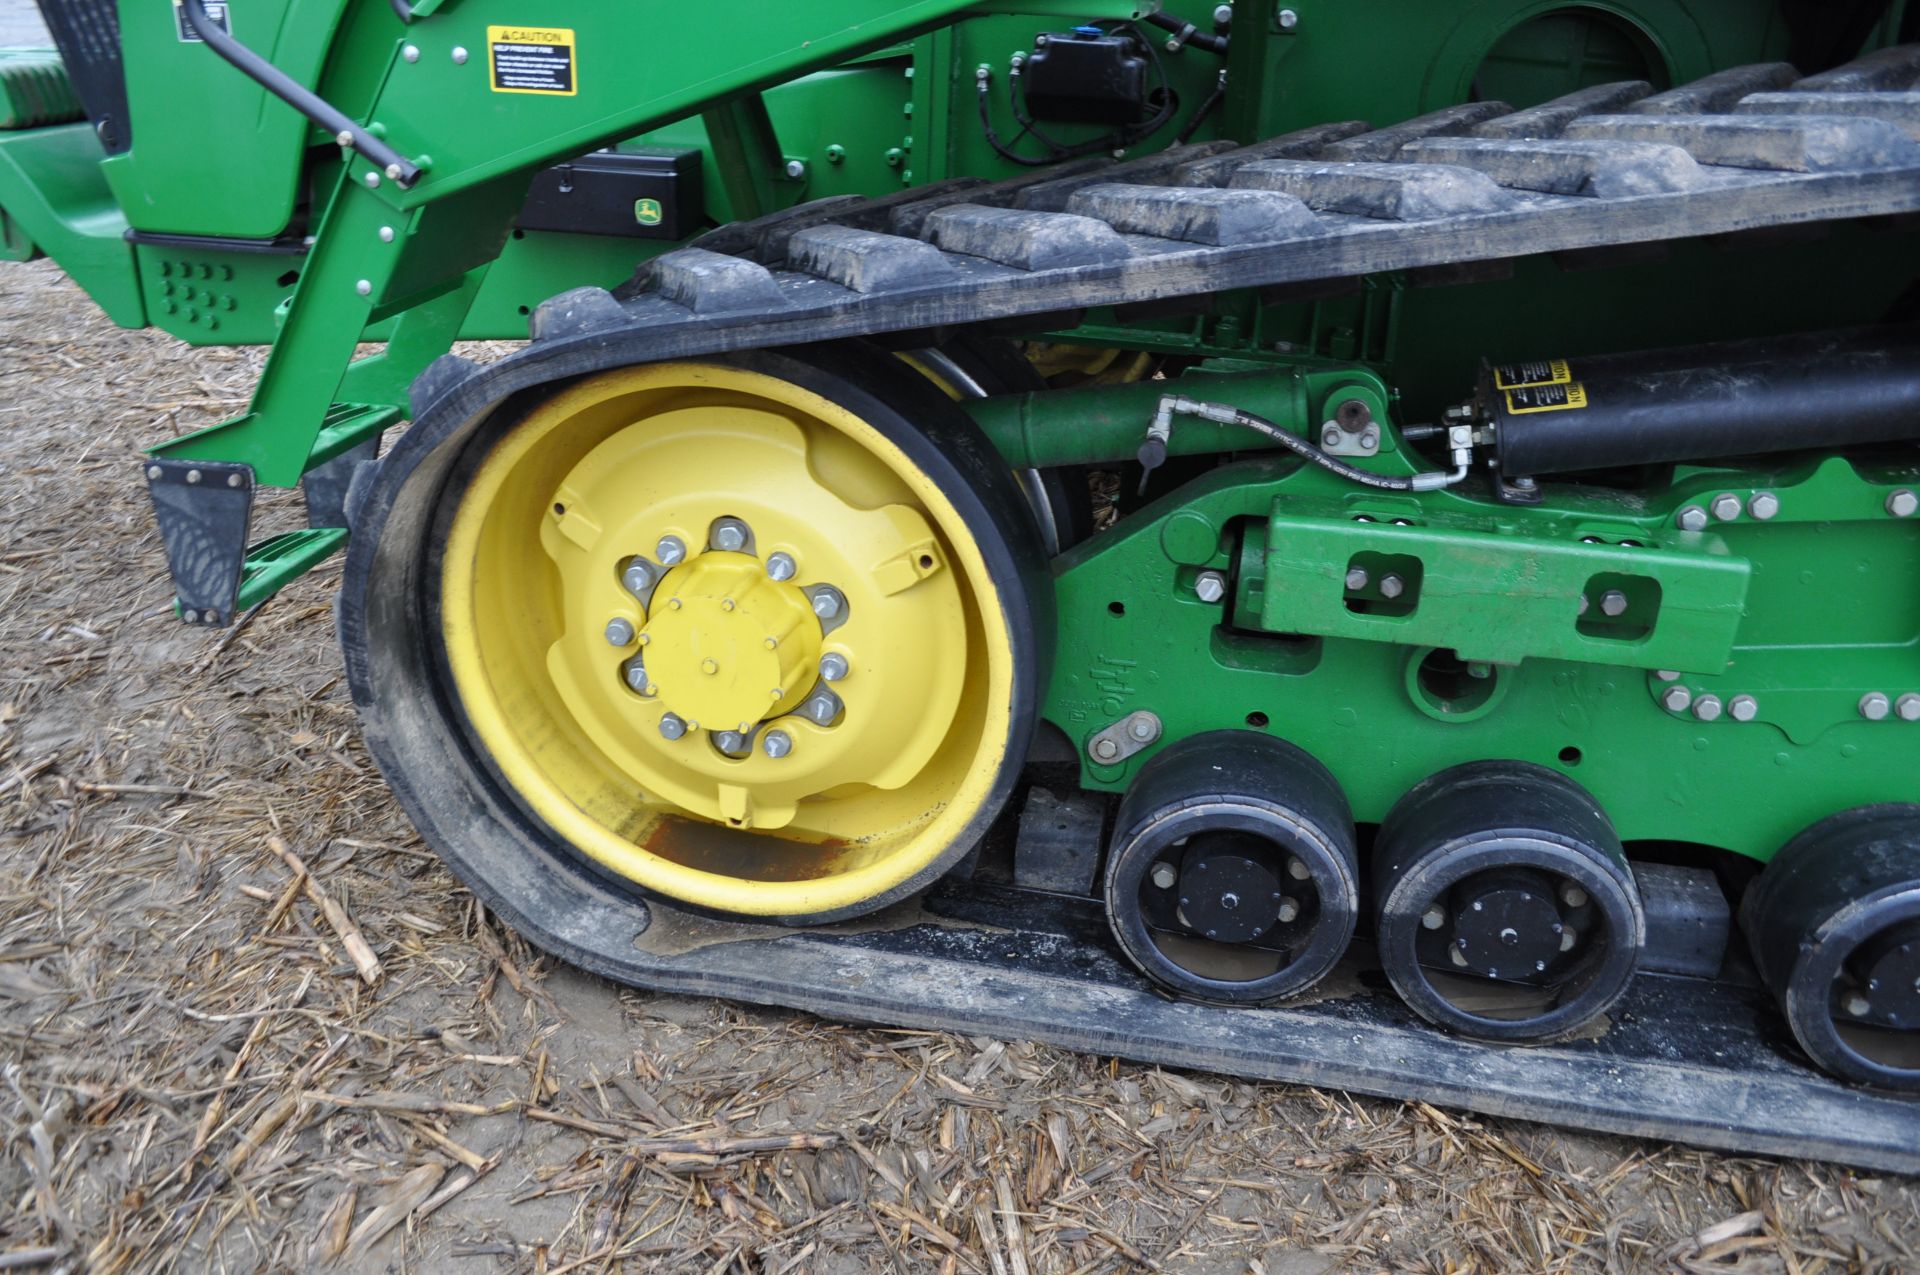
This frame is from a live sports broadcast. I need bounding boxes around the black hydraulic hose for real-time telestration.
[1174,74,1226,145]
[180,0,421,187]
[1231,407,1425,489]
[1143,10,1229,54]
[1152,395,1469,491]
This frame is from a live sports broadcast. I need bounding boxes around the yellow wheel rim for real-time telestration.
[440,361,1017,918]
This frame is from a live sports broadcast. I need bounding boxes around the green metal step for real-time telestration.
[235,528,349,613]
[0,50,82,131]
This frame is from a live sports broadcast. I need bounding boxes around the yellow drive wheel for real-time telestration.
[409,345,1048,923]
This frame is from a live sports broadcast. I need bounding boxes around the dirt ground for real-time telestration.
[0,257,1917,1275]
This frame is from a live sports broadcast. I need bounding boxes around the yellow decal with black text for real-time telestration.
[1503,382,1589,414]
[1493,358,1571,389]
[488,26,576,96]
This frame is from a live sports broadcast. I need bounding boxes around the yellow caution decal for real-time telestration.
[488,26,577,95]
[1503,382,1589,414]
[1493,358,1572,389]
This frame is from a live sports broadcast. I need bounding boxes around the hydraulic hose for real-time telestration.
[1152,394,1470,491]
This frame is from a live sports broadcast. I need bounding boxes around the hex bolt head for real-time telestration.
[1748,491,1780,520]
[784,160,807,180]
[1421,904,1446,931]
[1578,594,1591,616]
[622,562,657,598]
[1729,694,1759,722]
[1194,570,1227,603]
[819,652,849,682]
[811,588,843,621]
[1898,693,1920,722]
[604,617,636,647]
[1321,424,1343,447]
[762,730,794,759]
[765,552,797,582]
[1693,694,1723,722]
[659,713,688,741]
[1212,3,1233,22]
[1655,670,1681,682]
[1887,489,1919,518]
[1709,492,1742,522]
[1660,685,1693,713]
[1600,589,1629,617]
[1277,897,1300,923]
[1287,856,1311,882]
[1359,427,1380,452]
[1845,992,1872,1018]
[624,661,649,693]
[1560,883,1588,909]
[1151,862,1178,889]
[1277,7,1299,29]
[714,730,747,755]
[451,46,468,63]
[1344,566,1369,591]
[1861,691,1893,721]
[711,518,750,552]
[355,279,372,297]
[1675,505,1709,532]
[655,535,687,566]
[1091,737,1121,762]
[1378,574,1406,601]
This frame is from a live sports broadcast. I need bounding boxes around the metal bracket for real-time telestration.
[1087,710,1162,766]
[1318,398,1380,457]
[143,457,254,626]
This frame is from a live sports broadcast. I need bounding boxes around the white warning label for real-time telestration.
[488,26,576,96]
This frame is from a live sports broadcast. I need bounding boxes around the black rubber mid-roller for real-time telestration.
[1374,761,1644,1043]
[1104,731,1358,1004]
[1742,804,1920,1092]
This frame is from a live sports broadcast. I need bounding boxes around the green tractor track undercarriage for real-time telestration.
[6,0,1920,1170]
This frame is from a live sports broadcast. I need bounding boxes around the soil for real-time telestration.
[2,254,1919,1274]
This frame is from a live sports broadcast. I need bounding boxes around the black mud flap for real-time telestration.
[144,456,253,626]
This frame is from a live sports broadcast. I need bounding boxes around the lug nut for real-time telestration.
[1150,862,1177,889]
[1344,567,1369,591]
[1277,897,1300,923]
[1748,491,1780,520]
[1898,693,1920,722]
[1560,926,1578,953]
[1675,505,1709,532]
[1421,904,1446,931]
[1560,883,1588,909]
[1729,694,1759,722]
[819,652,849,682]
[1845,992,1872,1018]
[1709,492,1742,522]
[604,617,636,647]
[1860,691,1892,721]
[1378,574,1405,601]
[810,587,844,621]
[622,560,657,596]
[798,691,839,726]
[1661,685,1693,713]
[655,535,687,566]
[1692,694,1723,722]
[659,713,688,740]
[624,661,650,693]
[1600,589,1629,617]
[1194,570,1226,603]
[1286,856,1310,882]
[762,729,794,759]
[714,730,749,755]
[766,551,797,582]
[711,518,751,552]
[1887,489,1919,518]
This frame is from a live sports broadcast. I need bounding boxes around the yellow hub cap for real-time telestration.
[641,555,819,730]
[439,362,1015,918]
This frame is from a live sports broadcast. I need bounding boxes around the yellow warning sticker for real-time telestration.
[1503,382,1589,414]
[488,26,576,96]
[1493,358,1572,389]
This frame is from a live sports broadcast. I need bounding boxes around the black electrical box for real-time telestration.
[515,147,703,240]
[1024,29,1150,125]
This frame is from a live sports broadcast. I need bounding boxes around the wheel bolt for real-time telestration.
[1560,883,1588,908]
[763,730,793,759]
[1421,904,1446,930]
[656,535,687,566]
[1277,897,1300,923]
[624,661,650,694]
[1150,862,1177,889]
[811,588,844,621]
[1286,856,1310,881]
[714,730,748,755]
[604,617,636,647]
[1845,991,1872,1017]
[659,713,688,740]
[1560,926,1578,952]
[766,552,797,582]
[622,560,657,596]
[1600,589,1628,617]
[711,518,751,552]
[819,652,849,682]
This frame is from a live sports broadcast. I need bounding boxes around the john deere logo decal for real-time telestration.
[634,198,663,227]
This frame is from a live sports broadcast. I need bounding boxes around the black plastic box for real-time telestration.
[515,147,703,240]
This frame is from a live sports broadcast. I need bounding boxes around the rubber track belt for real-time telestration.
[511,50,1920,362]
